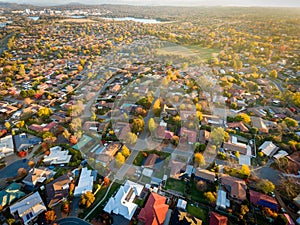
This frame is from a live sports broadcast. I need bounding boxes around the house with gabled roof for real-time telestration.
[221,174,247,201]
[250,190,278,211]
[23,168,53,188]
[209,212,228,225]
[104,180,143,220]
[45,174,71,207]
[259,141,279,157]
[0,183,25,207]
[138,192,169,225]
[10,191,46,225]
[0,134,14,156]
[13,133,41,152]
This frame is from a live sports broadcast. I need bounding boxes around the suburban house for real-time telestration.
[227,122,249,133]
[199,130,210,144]
[195,169,216,183]
[46,174,71,207]
[13,133,41,152]
[103,180,143,220]
[28,121,57,133]
[259,141,279,157]
[23,168,53,188]
[96,142,122,167]
[138,192,169,225]
[43,146,72,165]
[168,160,186,178]
[171,208,202,225]
[0,135,14,156]
[179,128,197,145]
[223,136,250,156]
[216,189,230,209]
[74,167,94,197]
[221,174,247,201]
[0,183,25,207]
[209,212,228,225]
[144,154,159,168]
[10,191,46,225]
[250,190,278,211]
[251,117,268,133]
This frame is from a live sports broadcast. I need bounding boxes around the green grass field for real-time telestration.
[156,45,219,61]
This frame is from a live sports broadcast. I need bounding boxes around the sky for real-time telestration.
[3,0,300,7]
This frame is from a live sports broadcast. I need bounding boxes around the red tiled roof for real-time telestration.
[209,212,228,225]
[138,193,169,225]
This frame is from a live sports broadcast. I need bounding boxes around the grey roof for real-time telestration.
[13,133,41,152]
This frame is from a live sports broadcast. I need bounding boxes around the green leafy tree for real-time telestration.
[269,70,278,78]
[210,127,225,146]
[204,192,216,205]
[236,113,251,124]
[283,117,298,128]
[131,117,145,134]
[115,152,125,167]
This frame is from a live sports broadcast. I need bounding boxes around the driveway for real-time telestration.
[0,159,29,179]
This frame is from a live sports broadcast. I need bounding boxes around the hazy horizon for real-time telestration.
[2,0,300,7]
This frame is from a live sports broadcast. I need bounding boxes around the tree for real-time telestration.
[204,192,216,205]
[278,177,300,200]
[148,118,156,133]
[69,135,78,144]
[62,129,71,140]
[16,120,25,128]
[255,179,275,194]
[103,176,110,186]
[274,214,288,225]
[115,152,125,167]
[18,64,26,76]
[194,152,205,167]
[283,117,298,128]
[236,113,251,124]
[80,191,95,208]
[125,132,137,145]
[239,204,249,220]
[121,145,130,158]
[17,167,27,177]
[45,210,56,223]
[131,117,144,134]
[39,107,52,119]
[210,127,225,146]
[61,202,70,214]
[196,180,207,191]
[152,99,161,117]
[269,70,278,78]
[240,164,250,177]
[28,161,35,168]
[4,121,11,130]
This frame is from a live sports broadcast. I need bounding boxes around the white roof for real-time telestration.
[176,199,187,210]
[217,189,228,209]
[142,168,153,177]
[103,180,143,220]
[74,167,93,196]
[0,135,14,155]
[239,155,251,166]
[273,150,288,160]
[259,141,278,156]
[10,192,46,225]
[43,147,71,164]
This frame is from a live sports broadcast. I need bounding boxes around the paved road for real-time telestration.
[252,166,282,185]
[57,217,91,225]
[0,159,29,179]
